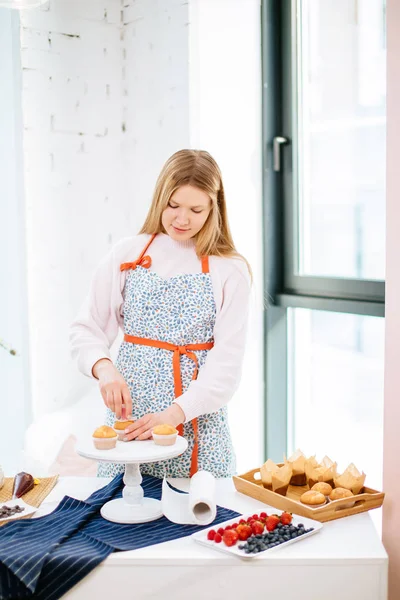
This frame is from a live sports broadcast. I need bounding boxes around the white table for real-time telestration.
[35,477,388,600]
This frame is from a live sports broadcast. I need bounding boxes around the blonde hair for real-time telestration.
[140,149,251,274]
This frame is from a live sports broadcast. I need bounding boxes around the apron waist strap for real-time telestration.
[123,334,214,476]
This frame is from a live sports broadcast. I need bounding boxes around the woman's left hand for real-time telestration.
[123,404,185,441]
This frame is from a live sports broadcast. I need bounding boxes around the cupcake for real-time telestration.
[92,426,117,450]
[334,463,366,495]
[113,420,135,441]
[305,455,337,489]
[271,461,293,496]
[152,424,178,446]
[260,459,279,490]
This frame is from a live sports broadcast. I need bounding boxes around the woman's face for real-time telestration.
[162,184,211,242]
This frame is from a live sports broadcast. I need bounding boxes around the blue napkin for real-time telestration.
[0,475,240,600]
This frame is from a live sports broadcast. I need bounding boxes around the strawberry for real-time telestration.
[236,523,253,541]
[280,512,293,525]
[214,533,222,543]
[225,525,232,531]
[231,522,239,529]
[239,519,246,524]
[252,513,259,520]
[266,515,280,532]
[251,520,265,535]
[217,527,225,536]
[260,511,268,519]
[207,529,216,541]
[222,529,239,547]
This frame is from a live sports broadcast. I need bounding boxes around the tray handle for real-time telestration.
[332,498,366,512]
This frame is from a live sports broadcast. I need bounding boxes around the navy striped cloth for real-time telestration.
[0,475,240,600]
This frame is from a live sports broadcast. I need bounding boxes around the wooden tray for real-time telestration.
[233,468,385,523]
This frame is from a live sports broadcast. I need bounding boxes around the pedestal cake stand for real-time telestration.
[77,436,188,524]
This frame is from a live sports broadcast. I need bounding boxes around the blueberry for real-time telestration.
[298,523,304,528]
[291,532,298,538]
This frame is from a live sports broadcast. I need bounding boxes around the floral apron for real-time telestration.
[98,234,236,478]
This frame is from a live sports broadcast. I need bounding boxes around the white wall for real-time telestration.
[123,0,191,228]
[189,0,263,472]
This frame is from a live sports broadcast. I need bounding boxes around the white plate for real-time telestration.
[192,511,323,560]
[0,498,37,523]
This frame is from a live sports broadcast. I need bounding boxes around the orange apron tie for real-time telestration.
[120,234,157,272]
[120,255,152,272]
[123,334,214,476]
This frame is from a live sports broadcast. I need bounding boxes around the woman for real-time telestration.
[70,149,251,479]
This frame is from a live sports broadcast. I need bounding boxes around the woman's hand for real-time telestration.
[92,358,132,419]
[123,404,185,441]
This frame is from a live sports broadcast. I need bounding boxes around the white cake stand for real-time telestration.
[77,436,188,524]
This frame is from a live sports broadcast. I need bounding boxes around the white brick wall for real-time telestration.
[122,0,190,227]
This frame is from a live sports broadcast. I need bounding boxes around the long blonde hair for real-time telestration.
[140,149,250,272]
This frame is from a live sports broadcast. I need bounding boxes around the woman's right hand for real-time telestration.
[92,358,132,419]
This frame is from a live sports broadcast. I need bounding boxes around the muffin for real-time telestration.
[300,490,326,506]
[311,482,333,498]
[92,426,117,450]
[329,487,355,508]
[287,449,307,486]
[113,420,135,441]
[152,424,178,446]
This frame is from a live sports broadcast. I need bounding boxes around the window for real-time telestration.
[262,0,386,487]
[288,309,384,490]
